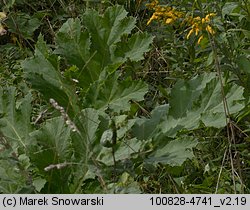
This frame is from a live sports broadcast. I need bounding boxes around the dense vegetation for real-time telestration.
[0,0,250,193]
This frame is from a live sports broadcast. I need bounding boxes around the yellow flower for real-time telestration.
[197,35,204,44]
[146,0,183,25]
[146,0,159,9]
[146,1,216,45]
[186,13,216,44]
[204,13,216,22]
[195,26,200,35]
[187,28,195,39]
[193,16,201,22]
[206,25,215,35]
[165,18,174,24]
[147,13,158,25]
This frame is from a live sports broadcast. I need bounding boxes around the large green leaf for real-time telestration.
[114,32,154,62]
[132,104,169,140]
[109,172,141,193]
[131,73,244,141]
[0,87,34,193]
[72,108,100,161]
[84,72,148,112]
[0,159,30,193]
[160,73,244,137]
[29,117,72,193]
[222,2,239,17]
[55,18,91,69]
[54,18,98,90]
[6,13,41,40]
[97,138,143,166]
[83,5,136,66]
[54,5,153,91]
[147,136,198,166]
[168,73,215,118]
[21,35,79,117]
[70,108,100,193]
[30,117,72,163]
[237,55,250,74]
[0,87,33,151]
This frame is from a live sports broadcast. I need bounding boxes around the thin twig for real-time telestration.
[208,33,238,193]
[215,147,228,194]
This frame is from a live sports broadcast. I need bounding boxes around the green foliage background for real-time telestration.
[0,0,250,193]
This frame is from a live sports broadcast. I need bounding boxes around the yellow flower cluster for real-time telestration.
[0,12,7,36]
[146,0,216,44]
[146,0,184,25]
[186,13,216,44]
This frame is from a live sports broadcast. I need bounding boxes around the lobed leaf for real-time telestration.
[147,136,198,166]
[29,117,72,193]
[21,35,79,117]
[160,73,245,137]
[84,72,148,112]
[54,5,152,91]
[0,87,33,151]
